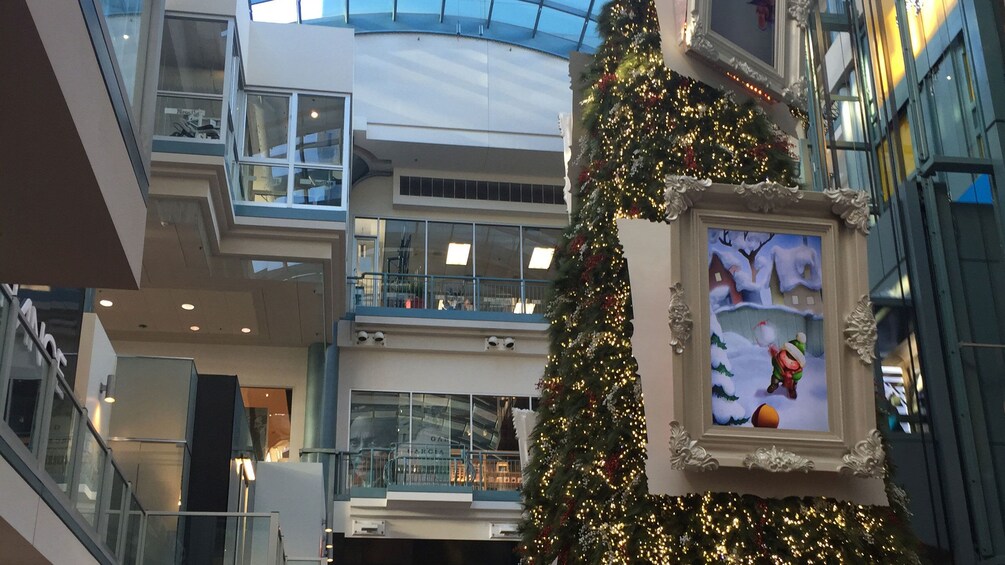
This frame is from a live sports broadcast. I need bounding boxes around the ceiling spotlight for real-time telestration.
[241,327,252,334]
[324,527,333,533]
[487,336,500,348]
[181,303,195,311]
[356,330,369,343]
[372,331,385,343]
[504,337,515,349]
[99,299,114,307]
[190,325,200,332]
[310,109,320,119]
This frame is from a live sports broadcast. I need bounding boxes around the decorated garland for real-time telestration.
[517,0,921,561]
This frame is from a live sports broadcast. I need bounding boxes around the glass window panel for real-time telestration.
[293,168,343,206]
[105,469,127,552]
[239,164,289,203]
[397,0,439,16]
[123,495,143,565]
[44,382,79,494]
[380,220,426,275]
[536,7,584,43]
[475,225,521,279]
[472,396,529,451]
[245,94,290,160]
[295,95,346,165]
[410,393,470,449]
[104,0,150,106]
[157,18,228,94]
[241,387,293,462]
[522,227,562,277]
[75,432,106,526]
[490,0,539,29]
[427,222,473,277]
[4,324,48,451]
[349,391,410,450]
[154,95,222,138]
[356,217,379,237]
[352,0,394,15]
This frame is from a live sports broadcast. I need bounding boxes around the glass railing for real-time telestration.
[106,438,190,512]
[348,272,550,315]
[302,444,523,499]
[0,286,146,563]
[138,512,287,565]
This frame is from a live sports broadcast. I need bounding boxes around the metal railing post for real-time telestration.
[268,512,281,565]
[0,295,17,404]
[68,406,90,507]
[32,356,59,461]
[117,482,133,561]
[96,447,115,541]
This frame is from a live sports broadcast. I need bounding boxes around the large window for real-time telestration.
[351,218,562,312]
[154,17,230,139]
[238,91,350,208]
[349,391,534,452]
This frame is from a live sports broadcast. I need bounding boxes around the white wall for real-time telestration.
[112,341,309,461]
[246,22,354,93]
[354,35,571,152]
[335,320,548,451]
[75,313,117,437]
[254,462,326,558]
[0,458,99,565]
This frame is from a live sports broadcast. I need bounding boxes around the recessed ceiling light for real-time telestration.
[528,247,555,270]
[445,242,471,266]
[310,110,319,119]
[241,327,252,334]
[189,325,200,332]
[181,303,195,311]
[99,299,114,307]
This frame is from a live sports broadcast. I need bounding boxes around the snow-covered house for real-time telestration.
[768,240,824,315]
[709,252,742,305]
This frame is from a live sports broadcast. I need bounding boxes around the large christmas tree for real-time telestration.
[518,0,920,561]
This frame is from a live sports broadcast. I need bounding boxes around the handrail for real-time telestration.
[0,291,149,564]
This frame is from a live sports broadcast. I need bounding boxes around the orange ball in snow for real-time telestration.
[752,403,780,428]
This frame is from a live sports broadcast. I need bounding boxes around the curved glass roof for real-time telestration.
[250,0,606,57]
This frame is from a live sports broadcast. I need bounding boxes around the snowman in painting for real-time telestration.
[755,321,807,400]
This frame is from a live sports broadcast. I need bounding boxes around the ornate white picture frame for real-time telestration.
[681,0,808,97]
[620,183,887,503]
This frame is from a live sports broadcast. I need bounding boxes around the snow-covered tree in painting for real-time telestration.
[710,309,750,425]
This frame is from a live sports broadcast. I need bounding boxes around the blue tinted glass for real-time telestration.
[353,0,395,15]
[398,0,440,15]
[537,6,583,42]
[491,0,538,28]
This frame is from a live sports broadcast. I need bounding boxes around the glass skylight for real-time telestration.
[250,0,608,57]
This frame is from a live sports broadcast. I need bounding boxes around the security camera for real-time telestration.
[373,331,385,343]
[356,330,369,343]
[487,336,500,348]
[503,337,515,350]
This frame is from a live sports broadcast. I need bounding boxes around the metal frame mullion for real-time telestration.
[287,94,300,206]
[116,482,133,561]
[96,450,116,543]
[576,0,597,50]
[32,351,59,461]
[0,297,18,406]
[531,0,544,38]
[67,405,89,507]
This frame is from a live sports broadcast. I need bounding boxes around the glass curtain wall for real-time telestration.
[352,217,562,311]
[238,91,349,207]
[154,17,229,139]
[349,391,534,452]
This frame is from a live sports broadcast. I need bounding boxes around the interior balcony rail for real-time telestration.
[348,272,549,314]
[0,286,146,564]
[302,445,523,499]
[137,511,287,565]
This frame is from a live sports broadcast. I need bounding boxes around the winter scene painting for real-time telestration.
[707,228,828,432]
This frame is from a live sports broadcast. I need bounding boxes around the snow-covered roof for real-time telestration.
[772,245,822,292]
